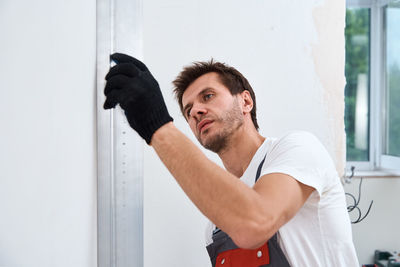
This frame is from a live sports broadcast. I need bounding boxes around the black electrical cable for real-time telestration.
[346,192,357,212]
[345,166,374,224]
[357,199,374,223]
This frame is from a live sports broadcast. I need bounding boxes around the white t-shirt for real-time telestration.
[205,131,359,267]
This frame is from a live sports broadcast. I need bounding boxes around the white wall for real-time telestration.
[344,178,400,265]
[142,0,347,266]
[0,1,97,266]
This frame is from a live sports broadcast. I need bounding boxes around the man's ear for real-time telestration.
[240,90,253,114]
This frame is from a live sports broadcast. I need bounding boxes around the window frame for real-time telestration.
[345,0,400,174]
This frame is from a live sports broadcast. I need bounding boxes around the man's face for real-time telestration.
[181,72,244,153]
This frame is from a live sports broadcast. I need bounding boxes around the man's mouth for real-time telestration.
[197,119,213,134]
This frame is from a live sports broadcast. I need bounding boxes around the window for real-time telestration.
[345,7,370,162]
[345,0,400,173]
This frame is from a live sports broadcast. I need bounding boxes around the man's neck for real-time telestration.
[218,124,265,178]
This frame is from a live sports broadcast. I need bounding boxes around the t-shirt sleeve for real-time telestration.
[259,131,337,196]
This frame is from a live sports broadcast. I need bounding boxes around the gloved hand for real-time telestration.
[103,53,173,144]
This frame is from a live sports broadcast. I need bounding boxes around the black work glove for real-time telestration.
[103,53,173,144]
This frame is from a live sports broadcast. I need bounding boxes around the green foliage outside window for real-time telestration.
[387,57,400,156]
[386,5,400,157]
[345,8,370,161]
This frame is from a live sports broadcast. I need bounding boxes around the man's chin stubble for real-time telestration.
[200,130,229,153]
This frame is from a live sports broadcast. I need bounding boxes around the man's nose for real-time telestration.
[190,104,208,121]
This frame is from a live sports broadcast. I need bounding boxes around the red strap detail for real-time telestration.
[215,242,269,267]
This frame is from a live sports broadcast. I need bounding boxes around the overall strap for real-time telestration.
[255,153,267,182]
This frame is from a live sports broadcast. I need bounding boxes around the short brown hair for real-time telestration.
[172,59,259,130]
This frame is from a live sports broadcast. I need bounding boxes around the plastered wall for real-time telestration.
[0,1,97,266]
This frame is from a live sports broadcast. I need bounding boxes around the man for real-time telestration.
[103,53,359,266]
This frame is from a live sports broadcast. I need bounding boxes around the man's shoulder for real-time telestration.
[279,130,318,141]
[271,130,322,150]
[266,130,334,168]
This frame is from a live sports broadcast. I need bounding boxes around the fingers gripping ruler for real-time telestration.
[97,0,143,266]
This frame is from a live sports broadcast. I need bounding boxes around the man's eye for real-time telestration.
[204,94,213,101]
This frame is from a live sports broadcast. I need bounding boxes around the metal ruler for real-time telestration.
[97,0,143,266]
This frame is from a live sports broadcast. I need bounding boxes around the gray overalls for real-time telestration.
[206,155,291,267]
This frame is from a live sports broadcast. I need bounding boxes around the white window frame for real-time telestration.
[346,0,400,175]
